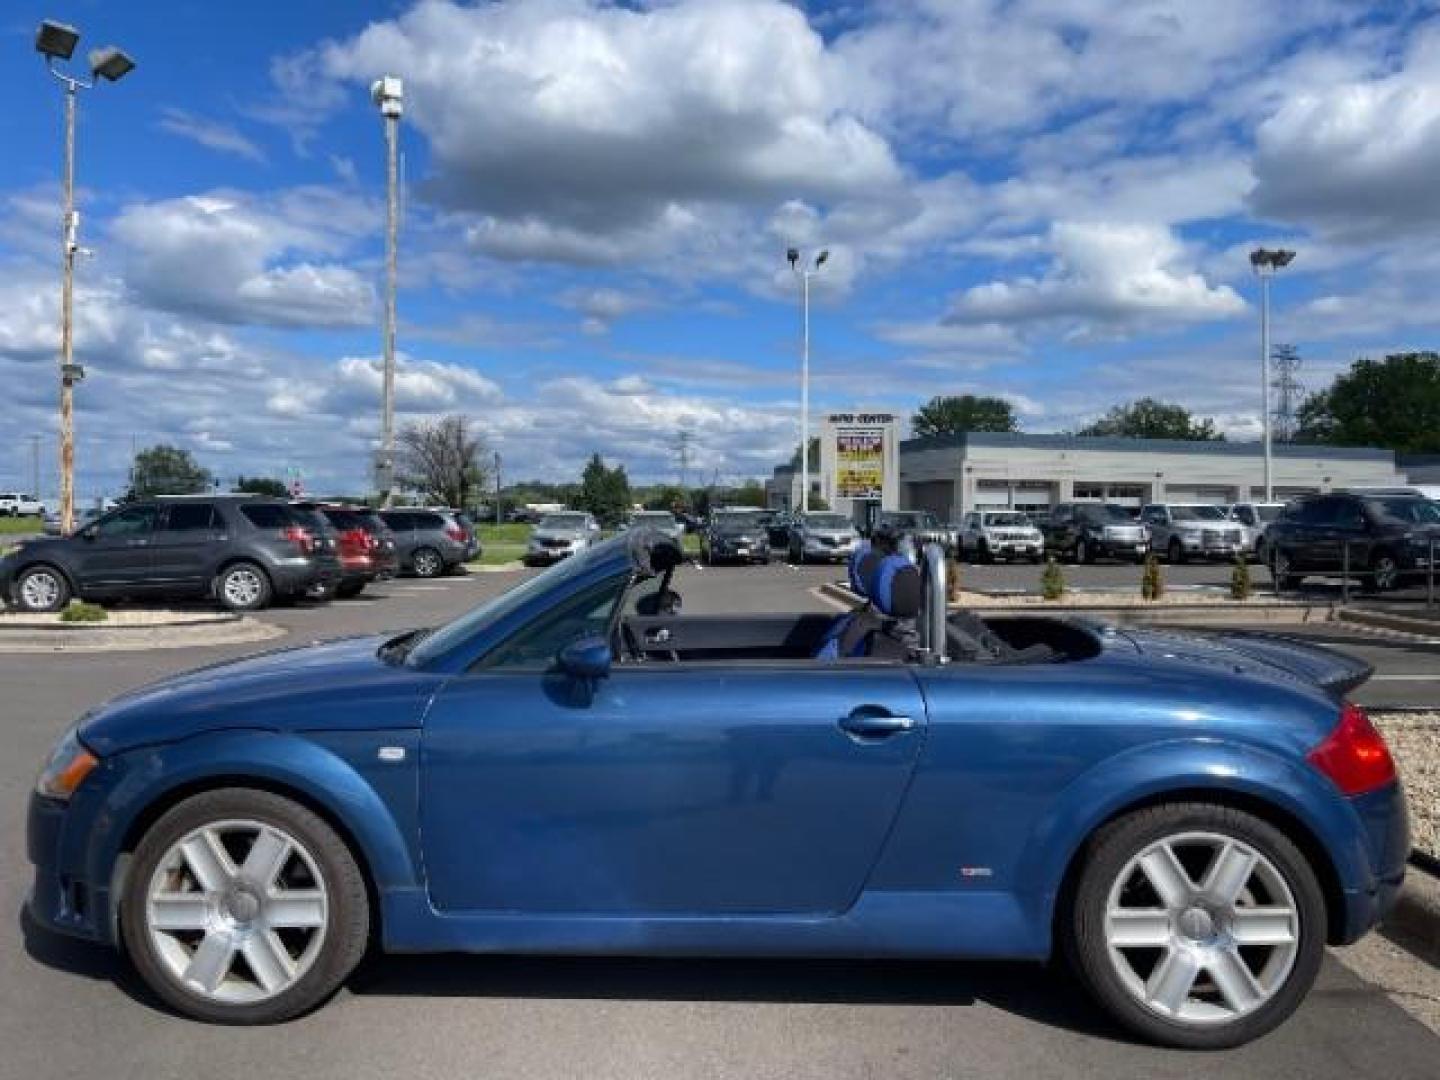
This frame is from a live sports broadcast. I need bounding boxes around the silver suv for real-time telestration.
[1223,502,1285,560]
[1140,503,1247,564]
[785,512,860,564]
[958,510,1044,563]
[525,511,600,565]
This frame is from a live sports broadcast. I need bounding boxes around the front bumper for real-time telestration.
[526,544,582,564]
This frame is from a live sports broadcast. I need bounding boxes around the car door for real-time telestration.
[148,502,220,590]
[1301,496,1345,570]
[384,512,417,564]
[73,504,158,590]
[419,579,928,917]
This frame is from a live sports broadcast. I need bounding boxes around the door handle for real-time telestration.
[839,709,915,739]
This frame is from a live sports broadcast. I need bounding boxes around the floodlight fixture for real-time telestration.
[35,20,79,61]
[88,46,135,82]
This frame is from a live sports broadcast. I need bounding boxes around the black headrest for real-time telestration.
[865,553,922,618]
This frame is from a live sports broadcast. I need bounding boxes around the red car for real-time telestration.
[294,504,398,598]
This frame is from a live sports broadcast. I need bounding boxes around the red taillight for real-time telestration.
[446,524,465,542]
[280,525,315,554]
[1307,703,1396,796]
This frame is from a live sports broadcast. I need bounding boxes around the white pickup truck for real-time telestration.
[0,492,43,517]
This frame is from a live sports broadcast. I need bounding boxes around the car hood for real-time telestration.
[1115,626,1373,697]
[79,634,443,756]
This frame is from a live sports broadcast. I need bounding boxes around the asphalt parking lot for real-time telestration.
[3,560,1439,1078]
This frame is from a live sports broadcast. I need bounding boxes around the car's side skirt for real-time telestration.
[379,887,1050,960]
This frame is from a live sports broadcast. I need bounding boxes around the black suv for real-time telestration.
[0,495,339,612]
[1265,492,1440,591]
[1039,503,1150,563]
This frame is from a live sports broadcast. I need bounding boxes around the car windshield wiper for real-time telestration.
[378,627,433,665]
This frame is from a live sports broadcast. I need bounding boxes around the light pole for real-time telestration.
[494,450,502,527]
[35,20,135,534]
[787,247,828,513]
[1249,247,1295,503]
[371,76,403,508]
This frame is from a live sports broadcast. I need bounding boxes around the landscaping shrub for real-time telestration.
[1141,554,1164,601]
[59,601,107,623]
[1041,557,1065,601]
[1230,554,1253,600]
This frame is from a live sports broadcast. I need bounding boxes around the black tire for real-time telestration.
[13,564,72,612]
[120,788,370,1025]
[411,547,443,578]
[335,580,365,600]
[1065,801,1325,1050]
[1168,538,1186,565]
[1269,548,1302,591]
[215,561,272,612]
[1368,551,1400,593]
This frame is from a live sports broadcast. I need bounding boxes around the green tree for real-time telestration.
[396,415,489,509]
[578,453,631,525]
[126,444,212,500]
[1295,351,1440,453]
[911,394,1019,438]
[1077,397,1224,441]
[234,476,289,498]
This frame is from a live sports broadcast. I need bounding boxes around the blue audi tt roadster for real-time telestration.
[27,531,1407,1046]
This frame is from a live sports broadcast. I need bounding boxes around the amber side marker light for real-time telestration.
[1306,703,1397,797]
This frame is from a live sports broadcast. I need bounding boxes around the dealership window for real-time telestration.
[1074,483,1105,500]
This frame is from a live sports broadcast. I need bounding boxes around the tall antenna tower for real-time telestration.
[674,428,694,489]
[1270,343,1303,443]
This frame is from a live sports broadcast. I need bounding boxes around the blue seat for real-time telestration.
[815,552,922,660]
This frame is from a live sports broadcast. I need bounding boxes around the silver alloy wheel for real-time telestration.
[413,549,441,577]
[145,819,329,1005]
[222,566,264,608]
[19,569,62,611]
[1103,831,1299,1027]
[1373,555,1399,591]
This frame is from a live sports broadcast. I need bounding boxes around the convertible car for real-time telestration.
[27,531,1407,1047]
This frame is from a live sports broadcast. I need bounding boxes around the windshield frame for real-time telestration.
[801,513,852,529]
[1170,504,1227,521]
[981,512,1030,527]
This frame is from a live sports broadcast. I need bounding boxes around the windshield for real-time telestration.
[1368,497,1440,525]
[803,514,851,529]
[1171,505,1226,521]
[538,514,587,530]
[983,513,1029,526]
[713,514,762,533]
[407,547,619,666]
[1079,504,1134,523]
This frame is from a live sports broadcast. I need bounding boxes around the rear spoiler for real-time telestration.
[1214,632,1374,697]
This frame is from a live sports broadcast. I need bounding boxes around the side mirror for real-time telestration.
[557,635,611,680]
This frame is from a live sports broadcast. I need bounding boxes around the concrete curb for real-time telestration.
[463,561,525,574]
[816,581,1334,626]
[1338,607,1440,639]
[0,614,285,652]
[1382,858,1440,968]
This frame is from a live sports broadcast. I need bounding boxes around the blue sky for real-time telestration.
[2,0,1439,498]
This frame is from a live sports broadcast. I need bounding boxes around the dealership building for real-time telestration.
[898,432,1405,520]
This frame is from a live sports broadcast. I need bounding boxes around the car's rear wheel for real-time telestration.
[411,547,443,578]
[120,788,369,1024]
[15,565,71,612]
[216,562,271,612]
[1066,802,1324,1049]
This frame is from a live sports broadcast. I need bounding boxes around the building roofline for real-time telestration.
[899,431,1394,462]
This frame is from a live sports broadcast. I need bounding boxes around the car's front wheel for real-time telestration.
[1066,802,1324,1049]
[14,564,71,612]
[120,788,370,1024]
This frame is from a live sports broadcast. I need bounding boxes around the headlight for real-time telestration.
[35,727,99,801]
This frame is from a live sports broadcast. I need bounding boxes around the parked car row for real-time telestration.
[0,495,481,613]
[0,492,43,517]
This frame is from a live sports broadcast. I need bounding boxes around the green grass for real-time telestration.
[467,523,531,566]
[0,516,42,535]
